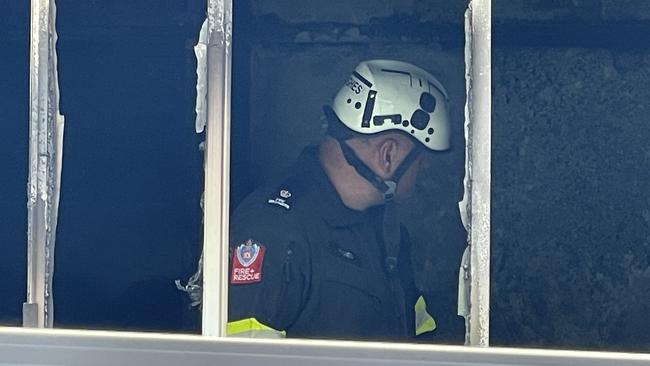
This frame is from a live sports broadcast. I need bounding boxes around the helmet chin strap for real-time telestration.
[338,140,422,202]
[338,139,420,337]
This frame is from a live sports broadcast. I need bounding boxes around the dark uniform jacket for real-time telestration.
[227,146,442,341]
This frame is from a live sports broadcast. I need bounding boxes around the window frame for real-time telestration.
[200,0,233,337]
[463,0,492,347]
[17,0,647,363]
[2,327,650,366]
[22,0,490,344]
[24,0,64,329]
[199,0,493,343]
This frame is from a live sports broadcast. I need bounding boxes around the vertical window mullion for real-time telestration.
[25,0,64,329]
[201,0,233,337]
[465,0,492,347]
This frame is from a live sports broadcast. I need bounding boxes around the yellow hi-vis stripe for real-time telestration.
[227,318,286,338]
[415,296,437,336]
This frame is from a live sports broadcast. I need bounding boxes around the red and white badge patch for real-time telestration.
[230,239,266,285]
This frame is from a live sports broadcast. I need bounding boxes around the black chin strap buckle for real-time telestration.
[383,181,396,201]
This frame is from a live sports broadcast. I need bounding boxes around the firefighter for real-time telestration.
[227,60,459,341]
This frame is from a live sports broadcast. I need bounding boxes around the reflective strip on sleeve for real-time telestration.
[414,295,437,336]
[226,318,287,338]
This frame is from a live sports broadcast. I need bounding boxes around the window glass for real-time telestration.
[492,0,650,352]
[52,0,205,332]
[0,1,29,327]
[226,0,468,342]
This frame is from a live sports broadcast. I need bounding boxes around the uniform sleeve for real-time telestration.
[418,260,466,343]
[419,291,465,343]
[400,225,465,343]
[227,201,311,338]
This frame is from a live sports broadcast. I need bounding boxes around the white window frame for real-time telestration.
[201,0,233,337]
[200,0,494,343]
[20,0,491,346]
[2,327,649,366]
[464,0,491,347]
[24,0,64,329]
[16,0,650,364]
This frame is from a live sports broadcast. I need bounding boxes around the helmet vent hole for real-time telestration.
[347,98,352,104]
[410,110,430,130]
[425,137,430,143]
[355,102,362,109]
[410,129,415,134]
[420,92,436,113]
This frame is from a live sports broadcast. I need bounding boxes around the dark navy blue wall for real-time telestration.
[53,0,205,332]
[0,0,29,327]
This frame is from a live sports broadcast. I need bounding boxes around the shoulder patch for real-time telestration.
[231,239,266,285]
[267,188,292,210]
[264,155,313,211]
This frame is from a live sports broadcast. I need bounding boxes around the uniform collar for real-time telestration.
[294,146,373,228]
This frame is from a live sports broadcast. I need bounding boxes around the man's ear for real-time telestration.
[378,138,399,179]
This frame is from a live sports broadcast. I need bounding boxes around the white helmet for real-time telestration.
[328,59,451,151]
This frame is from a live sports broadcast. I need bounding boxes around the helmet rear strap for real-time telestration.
[390,145,422,185]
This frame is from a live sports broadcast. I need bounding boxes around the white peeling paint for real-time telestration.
[457,246,470,344]
[457,5,474,345]
[194,20,209,134]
